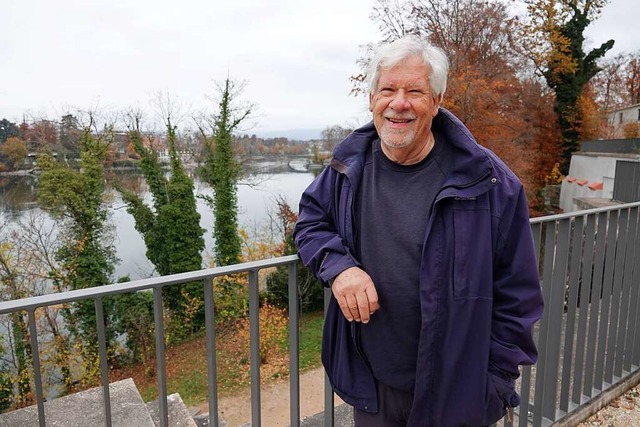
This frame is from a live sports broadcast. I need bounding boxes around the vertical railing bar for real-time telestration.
[629,208,640,367]
[518,365,532,426]
[595,210,620,390]
[524,221,542,426]
[542,218,572,421]
[533,221,559,427]
[203,276,219,427]
[584,212,608,397]
[323,287,335,427]
[249,269,261,427]
[27,308,46,427]
[623,207,640,370]
[531,222,543,259]
[573,213,596,405]
[288,262,300,427]
[95,297,112,427]
[153,287,168,427]
[605,208,629,382]
[560,216,584,412]
[616,207,637,376]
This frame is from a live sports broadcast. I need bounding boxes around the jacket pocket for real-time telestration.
[452,207,492,298]
[484,372,520,425]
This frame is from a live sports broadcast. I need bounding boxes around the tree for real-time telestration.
[591,52,627,111]
[23,120,58,153]
[0,238,33,406]
[117,115,205,335]
[357,0,562,208]
[0,119,19,143]
[0,137,28,171]
[266,197,323,312]
[37,118,118,376]
[199,78,253,267]
[321,125,352,152]
[517,0,614,173]
[58,114,82,156]
[0,213,75,404]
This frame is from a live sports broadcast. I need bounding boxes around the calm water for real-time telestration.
[0,162,316,280]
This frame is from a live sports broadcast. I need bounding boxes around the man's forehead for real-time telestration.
[378,72,430,87]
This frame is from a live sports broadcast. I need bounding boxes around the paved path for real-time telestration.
[201,367,640,427]
[199,367,343,427]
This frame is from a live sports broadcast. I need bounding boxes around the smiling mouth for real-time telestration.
[386,117,415,124]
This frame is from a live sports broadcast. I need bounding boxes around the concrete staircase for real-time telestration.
[0,377,358,427]
[0,378,203,427]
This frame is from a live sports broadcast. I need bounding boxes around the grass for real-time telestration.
[110,310,324,407]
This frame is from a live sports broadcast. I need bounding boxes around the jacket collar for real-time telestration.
[330,108,495,195]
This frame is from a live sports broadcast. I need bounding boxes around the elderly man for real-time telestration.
[293,36,543,427]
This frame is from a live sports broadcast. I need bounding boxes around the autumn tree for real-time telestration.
[357,0,560,207]
[595,51,640,109]
[22,120,59,153]
[624,53,640,105]
[0,137,28,171]
[591,52,627,112]
[517,0,614,173]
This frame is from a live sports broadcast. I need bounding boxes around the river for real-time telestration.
[0,160,317,281]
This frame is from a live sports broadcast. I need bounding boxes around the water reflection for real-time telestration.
[0,160,317,280]
[0,175,39,218]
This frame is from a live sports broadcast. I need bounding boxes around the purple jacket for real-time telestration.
[294,108,543,426]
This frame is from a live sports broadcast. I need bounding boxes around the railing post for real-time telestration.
[28,309,46,427]
[95,297,112,427]
[153,287,168,427]
[323,287,334,427]
[288,262,300,427]
[249,269,261,426]
[204,276,219,427]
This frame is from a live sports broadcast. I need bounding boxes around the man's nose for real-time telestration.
[389,90,410,111]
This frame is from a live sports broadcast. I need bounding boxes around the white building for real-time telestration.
[559,139,640,212]
[607,104,640,138]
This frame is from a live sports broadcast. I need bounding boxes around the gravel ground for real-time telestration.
[579,384,640,426]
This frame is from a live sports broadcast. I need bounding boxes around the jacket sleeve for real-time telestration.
[490,184,544,382]
[293,167,360,286]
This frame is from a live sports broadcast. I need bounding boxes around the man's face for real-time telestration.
[369,55,441,151]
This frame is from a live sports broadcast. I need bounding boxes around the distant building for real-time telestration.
[559,139,640,212]
[607,103,640,138]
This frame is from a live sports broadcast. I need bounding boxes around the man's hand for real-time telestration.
[332,267,380,323]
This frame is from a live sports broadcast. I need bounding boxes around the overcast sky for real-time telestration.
[1,0,637,135]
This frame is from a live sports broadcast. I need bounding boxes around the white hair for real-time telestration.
[366,35,450,98]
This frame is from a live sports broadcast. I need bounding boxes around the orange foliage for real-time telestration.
[443,66,561,214]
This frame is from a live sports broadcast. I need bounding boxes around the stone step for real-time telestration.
[0,378,155,427]
[146,393,198,427]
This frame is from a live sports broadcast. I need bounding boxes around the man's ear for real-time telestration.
[369,92,374,112]
[432,94,443,116]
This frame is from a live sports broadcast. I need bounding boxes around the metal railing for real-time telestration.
[503,200,640,426]
[1,201,640,426]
